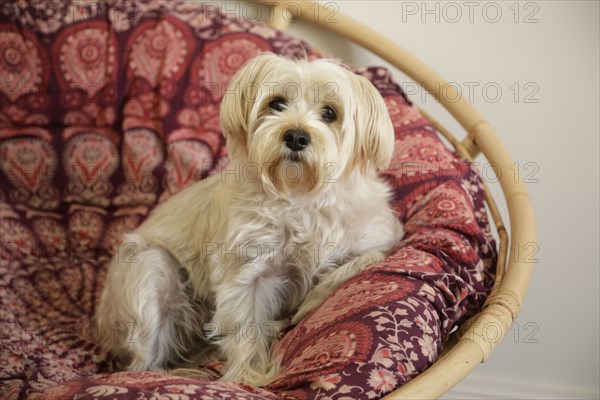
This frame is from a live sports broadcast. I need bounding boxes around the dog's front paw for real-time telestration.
[220,361,269,386]
[216,327,276,386]
[292,251,387,325]
[291,289,327,325]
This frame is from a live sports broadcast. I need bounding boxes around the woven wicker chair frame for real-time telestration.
[252,1,537,398]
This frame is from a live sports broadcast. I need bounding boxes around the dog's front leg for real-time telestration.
[212,264,286,386]
[292,250,386,325]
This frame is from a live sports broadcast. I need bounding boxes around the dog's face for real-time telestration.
[220,53,394,198]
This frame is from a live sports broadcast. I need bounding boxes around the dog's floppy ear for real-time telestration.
[220,53,280,162]
[348,73,395,174]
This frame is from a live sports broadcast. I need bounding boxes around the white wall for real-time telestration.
[277,1,599,398]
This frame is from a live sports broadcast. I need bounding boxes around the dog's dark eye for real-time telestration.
[268,98,287,112]
[321,106,337,123]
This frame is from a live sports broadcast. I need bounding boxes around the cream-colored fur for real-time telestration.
[96,53,403,386]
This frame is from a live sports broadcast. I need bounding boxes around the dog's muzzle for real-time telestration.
[283,129,311,151]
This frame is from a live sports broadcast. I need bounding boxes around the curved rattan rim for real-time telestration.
[252,1,537,398]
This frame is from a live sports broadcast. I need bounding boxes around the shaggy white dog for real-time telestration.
[97,53,403,386]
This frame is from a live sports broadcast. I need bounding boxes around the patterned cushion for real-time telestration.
[0,1,497,398]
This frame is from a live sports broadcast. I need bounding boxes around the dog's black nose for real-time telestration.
[283,129,311,151]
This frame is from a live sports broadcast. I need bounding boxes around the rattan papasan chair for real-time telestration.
[0,1,536,399]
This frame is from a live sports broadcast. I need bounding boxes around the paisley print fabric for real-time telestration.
[0,1,497,399]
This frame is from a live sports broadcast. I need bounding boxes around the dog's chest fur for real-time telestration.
[209,194,363,316]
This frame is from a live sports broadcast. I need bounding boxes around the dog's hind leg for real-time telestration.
[97,234,207,371]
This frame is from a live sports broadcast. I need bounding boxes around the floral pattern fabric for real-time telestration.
[0,1,496,399]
